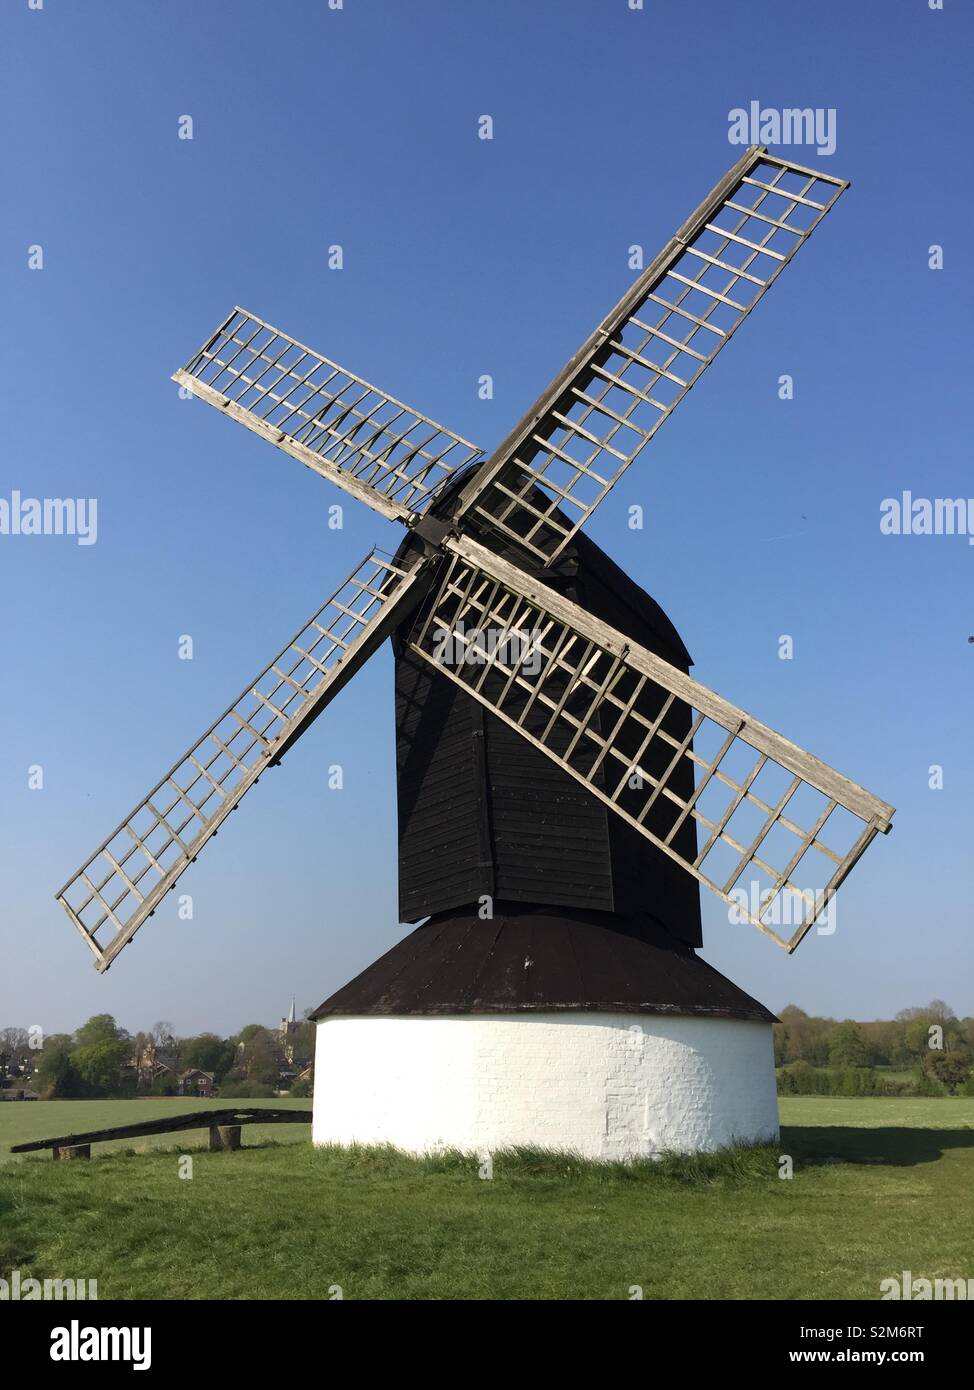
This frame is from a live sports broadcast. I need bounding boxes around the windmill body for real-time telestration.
[56,147,894,1157]
[393,516,704,930]
[311,526,779,1157]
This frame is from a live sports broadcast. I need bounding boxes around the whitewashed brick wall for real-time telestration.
[312,1012,779,1158]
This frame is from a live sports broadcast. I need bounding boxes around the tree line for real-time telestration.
[775,1000,974,1096]
[0,1013,316,1100]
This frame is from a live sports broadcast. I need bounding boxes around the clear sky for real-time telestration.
[1,0,971,1038]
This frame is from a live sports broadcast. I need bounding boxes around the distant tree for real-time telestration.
[283,1021,315,1066]
[926,1054,971,1096]
[898,1000,956,1031]
[0,1026,29,1062]
[151,1021,177,1048]
[48,1053,85,1098]
[35,1035,84,1098]
[778,1005,833,1066]
[777,1004,808,1026]
[289,1078,312,1099]
[235,1023,266,1045]
[859,1019,907,1068]
[828,1020,868,1069]
[73,1038,130,1096]
[911,1064,942,1097]
[904,1016,937,1059]
[776,1005,808,1064]
[776,1064,909,1098]
[233,1028,280,1087]
[114,1067,137,1097]
[181,1033,234,1077]
[215,1042,237,1082]
[74,1014,123,1049]
[777,1061,826,1095]
[218,1079,275,1099]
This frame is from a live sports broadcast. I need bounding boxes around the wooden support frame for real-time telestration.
[11,1108,312,1158]
[208,1125,241,1152]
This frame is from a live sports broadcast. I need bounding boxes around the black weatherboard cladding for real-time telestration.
[393,525,703,949]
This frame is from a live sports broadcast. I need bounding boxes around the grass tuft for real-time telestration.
[300,1138,783,1186]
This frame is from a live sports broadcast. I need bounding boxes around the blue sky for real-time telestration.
[1,0,971,1038]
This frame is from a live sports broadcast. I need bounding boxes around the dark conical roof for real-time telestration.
[311,903,776,1023]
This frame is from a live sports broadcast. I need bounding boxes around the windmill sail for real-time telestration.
[407,535,893,952]
[56,147,889,978]
[56,550,433,973]
[453,147,848,562]
[174,307,482,522]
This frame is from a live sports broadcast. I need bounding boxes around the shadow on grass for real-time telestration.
[783,1125,974,1168]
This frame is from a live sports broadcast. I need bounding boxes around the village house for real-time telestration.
[178,1068,215,1098]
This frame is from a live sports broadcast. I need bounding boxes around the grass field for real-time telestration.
[0,1096,311,1163]
[1,1097,972,1300]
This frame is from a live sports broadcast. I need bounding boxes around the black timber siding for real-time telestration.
[395,646,492,919]
[478,698,615,910]
[393,526,704,947]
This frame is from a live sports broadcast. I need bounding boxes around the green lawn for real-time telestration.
[1,1097,971,1300]
[779,1096,972,1129]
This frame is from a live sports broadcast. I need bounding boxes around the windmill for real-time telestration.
[56,147,894,1157]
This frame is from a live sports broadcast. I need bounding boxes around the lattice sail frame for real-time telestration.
[454,147,849,562]
[173,307,482,522]
[55,551,431,972]
[408,537,893,952]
